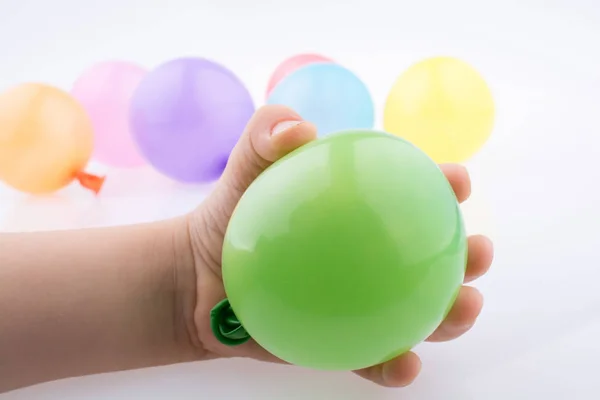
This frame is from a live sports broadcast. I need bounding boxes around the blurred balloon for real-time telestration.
[218,129,466,370]
[129,58,255,183]
[384,56,495,164]
[265,53,333,98]
[72,60,147,168]
[0,83,104,195]
[266,63,374,136]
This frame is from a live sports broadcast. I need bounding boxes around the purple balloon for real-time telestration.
[129,58,255,183]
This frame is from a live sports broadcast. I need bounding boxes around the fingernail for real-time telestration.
[454,322,475,333]
[271,120,302,136]
[382,362,396,386]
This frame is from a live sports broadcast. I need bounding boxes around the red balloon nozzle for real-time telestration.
[76,171,106,195]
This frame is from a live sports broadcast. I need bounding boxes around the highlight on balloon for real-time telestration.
[0,54,495,196]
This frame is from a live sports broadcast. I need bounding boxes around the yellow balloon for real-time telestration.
[383,57,495,163]
[0,83,103,195]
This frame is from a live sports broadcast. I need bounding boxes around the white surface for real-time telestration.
[1,0,600,398]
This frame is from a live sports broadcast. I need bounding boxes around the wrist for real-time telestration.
[164,215,208,362]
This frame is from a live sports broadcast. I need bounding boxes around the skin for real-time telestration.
[0,105,493,393]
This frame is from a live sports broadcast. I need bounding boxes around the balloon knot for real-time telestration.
[210,298,251,346]
[76,171,106,195]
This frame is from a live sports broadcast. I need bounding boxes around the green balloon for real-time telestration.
[219,129,467,370]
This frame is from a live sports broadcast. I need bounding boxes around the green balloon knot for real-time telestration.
[210,298,251,346]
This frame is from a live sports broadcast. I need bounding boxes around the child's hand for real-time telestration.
[185,105,494,388]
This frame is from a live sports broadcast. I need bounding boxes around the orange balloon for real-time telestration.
[0,83,104,195]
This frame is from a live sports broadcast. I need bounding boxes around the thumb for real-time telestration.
[222,105,317,196]
[204,105,317,223]
[188,106,316,359]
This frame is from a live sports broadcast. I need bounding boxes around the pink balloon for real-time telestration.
[265,54,333,98]
[71,61,147,168]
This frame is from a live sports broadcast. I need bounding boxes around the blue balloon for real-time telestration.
[266,63,374,135]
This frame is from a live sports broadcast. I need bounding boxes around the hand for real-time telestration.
[185,105,494,388]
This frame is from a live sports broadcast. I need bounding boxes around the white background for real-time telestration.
[1,0,600,398]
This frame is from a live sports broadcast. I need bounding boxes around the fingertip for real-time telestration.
[382,352,422,387]
[271,120,304,136]
[479,235,494,262]
[355,351,422,388]
[427,286,483,342]
[452,286,484,325]
[440,163,471,202]
[254,104,303,123]
[271,121,318,157]
[245,105,304,162]
[465,235,494,282]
